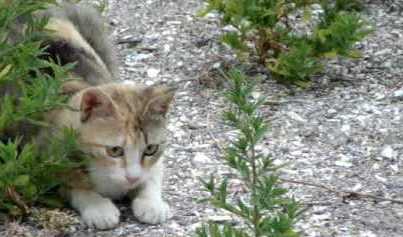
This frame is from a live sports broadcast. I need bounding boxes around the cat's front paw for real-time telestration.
[81,198,120,230]
[132,198,170,224]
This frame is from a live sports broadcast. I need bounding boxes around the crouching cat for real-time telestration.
[19,3,173,229]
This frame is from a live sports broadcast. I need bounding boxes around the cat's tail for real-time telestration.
[40,2,117,84]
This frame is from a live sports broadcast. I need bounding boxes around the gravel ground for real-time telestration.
[1,0,403,236]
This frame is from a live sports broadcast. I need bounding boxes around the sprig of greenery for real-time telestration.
[196,70,301,237]
[0,128,85,216]
[200,0,372,87]
[0,0,70,134]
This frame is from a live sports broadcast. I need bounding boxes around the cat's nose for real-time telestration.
[125,175,140,184]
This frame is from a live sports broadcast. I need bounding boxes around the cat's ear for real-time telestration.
[142,85,175,120]
[80,88,116,122]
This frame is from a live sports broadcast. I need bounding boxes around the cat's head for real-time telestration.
[54,83,174,189]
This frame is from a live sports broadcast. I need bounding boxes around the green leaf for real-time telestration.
[269,41,321,86]
[303,8,312,22]
[322,50,338,58]
[348,49,362,58]
[283,229,300,237]
[200,175,216,193]
[24,183,38,199]
[13,175,30,187]
[221,32,247,52]
[317,29,329,43]
[313,11,372,57]
[0,140,19,163]
[0,64,12,81]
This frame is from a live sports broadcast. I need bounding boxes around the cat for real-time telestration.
[14,2,174,229]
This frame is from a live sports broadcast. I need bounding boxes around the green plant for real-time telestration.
[0,129,84,216]
[0,0,83,217]
[0,0,70,134]
[196,70,301,237]
[200,0,372,87]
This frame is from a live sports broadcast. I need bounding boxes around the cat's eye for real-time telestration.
[106,146,125,157]
[143,144,159,156]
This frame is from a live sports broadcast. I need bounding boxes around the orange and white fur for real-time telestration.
[33,3,174,229]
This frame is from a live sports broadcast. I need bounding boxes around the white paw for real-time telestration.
[80,198,120,230]
[132,198,171,224]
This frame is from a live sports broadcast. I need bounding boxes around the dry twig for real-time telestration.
[280,178,403,205]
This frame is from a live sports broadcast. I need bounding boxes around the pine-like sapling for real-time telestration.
[196,69,301,237]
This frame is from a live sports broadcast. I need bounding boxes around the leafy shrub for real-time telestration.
[0,129,83,216]
[0,0,83,217]
[196,70,301,237]
[200,0,372,87]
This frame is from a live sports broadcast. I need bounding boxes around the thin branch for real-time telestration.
[250,131,260,237]
[264,99,310,105]
[300,201,334,206]
[280,178,403,205]
[5,186,30,215]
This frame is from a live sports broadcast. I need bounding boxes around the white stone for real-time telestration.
[251,91,261,99]
[390,164,399,173]
[359,230,377,237]
[145,80,154,86]
[341,124,351,133]
[193,153,210,164]
[381,145,397,159]
[163,44,171,52]
[335,155,352,167]
[147,68,160,78]
[212,62,221,68]
[374,174,387,183]
[327,108,337,114]
[311,212,331,221]
[392,88,403,99]
[335,160,353,168]
[126,53,152,63]
[351,183,362,191]
[222,25,238,32]
[287,111,307,123]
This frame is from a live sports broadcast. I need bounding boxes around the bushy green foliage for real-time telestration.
[0,0,70,133]
[0,0,83,217]
[200,0,372,87]
[0,129,84,216]
[196,70,301,237]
